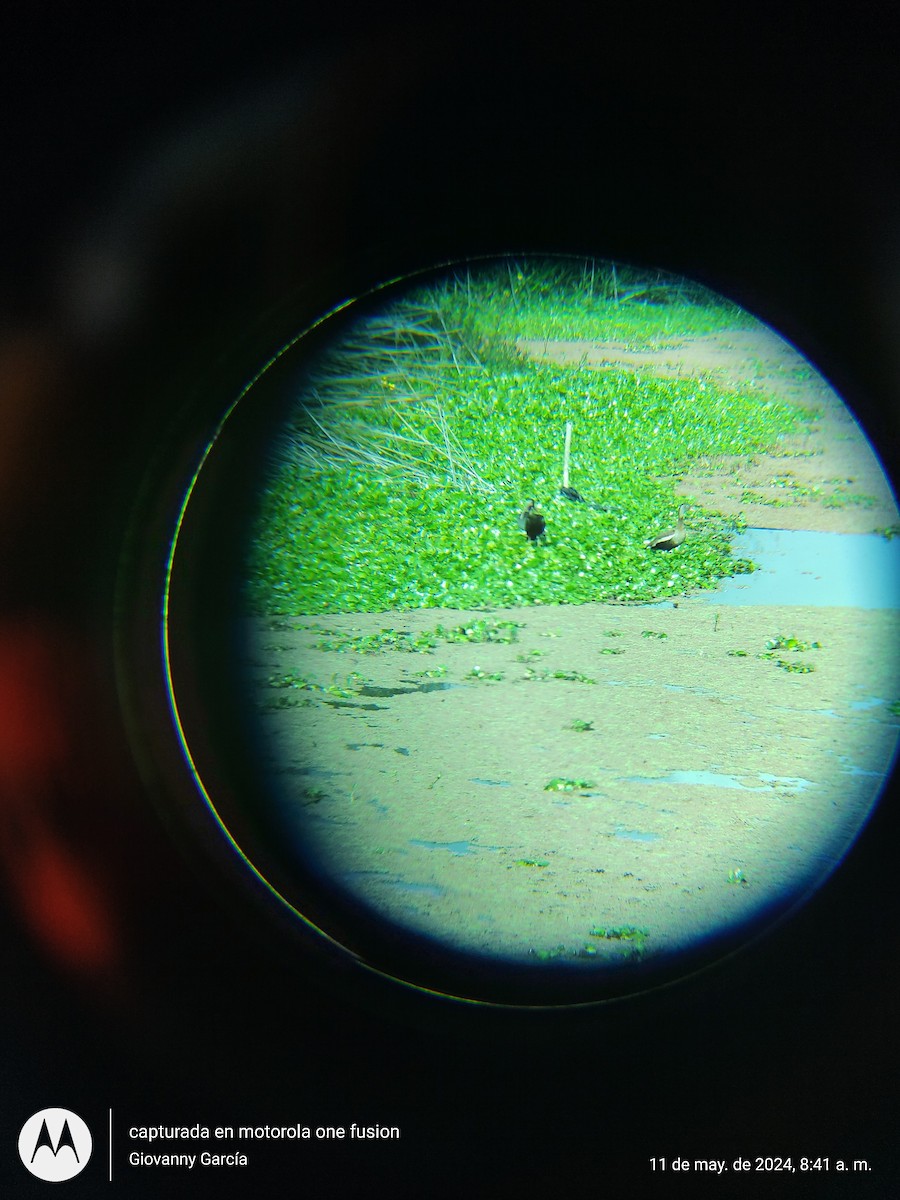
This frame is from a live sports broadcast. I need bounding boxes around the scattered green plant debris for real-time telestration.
[436,619,523,644]
[543,778,596,792]
[550,669,596,683]
[589,925,649,954]
[599,647,625,655]
[521,666,552,681]
[259,694,314,711]
[515,859,550,868]
[727,649,749,657]
[316,620,521,653]
[316,627,438,654]
[324,674,366,698]
[569,719,594,732]
[264,671,368,700]
[776,659,815,674]
[465,667,505,681]
[727,869,749,886]
[758,634,822,675]
[412,663,448,678]
[878,524,900,541]
[641,630,668,639]
[823,490,876,509]
[764,634,823,653]
[515,649,546,662]
[267,671,317,690]
[604,630,624,637]
[530,944,569,962]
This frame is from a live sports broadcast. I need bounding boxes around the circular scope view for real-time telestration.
[172,256,900,1003]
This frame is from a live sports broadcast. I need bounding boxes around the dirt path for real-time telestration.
[240,329,900,995]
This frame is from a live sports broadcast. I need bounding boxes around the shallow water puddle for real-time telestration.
[344,871,447,899]
[712,528,900,607]
[830,754,888,779]
[624,769,814,792]
[614,827,660,843]
[410,838,481,855]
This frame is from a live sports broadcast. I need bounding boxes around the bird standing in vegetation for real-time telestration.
[518,500,546,541]
[648,504,687,551]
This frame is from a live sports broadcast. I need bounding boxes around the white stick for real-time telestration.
[563,420,573,489]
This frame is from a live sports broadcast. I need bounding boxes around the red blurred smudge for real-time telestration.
[0,622,122,979]
[9,833,119,974]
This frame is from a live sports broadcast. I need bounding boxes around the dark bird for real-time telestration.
[648,504,687,551]
[518,500,546,540]
[559,485,613,513]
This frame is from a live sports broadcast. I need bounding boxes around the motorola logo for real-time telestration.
[18,1109,92,1182]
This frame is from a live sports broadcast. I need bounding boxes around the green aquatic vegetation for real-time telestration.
[641,630,668,639]
[569,719,594,732]
[515,859,550,868]
[515,649,546,662]
[246,260,803,615]
[887,700,900,717]
[878,524,900,541]
[727,649,749,657]
[727,869,749,886]
[599,647,625,655]
[543,778,596,792]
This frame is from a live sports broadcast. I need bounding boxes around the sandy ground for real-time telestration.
[240,327,900,989]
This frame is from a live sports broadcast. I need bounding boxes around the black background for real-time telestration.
[2,4,899,1196]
